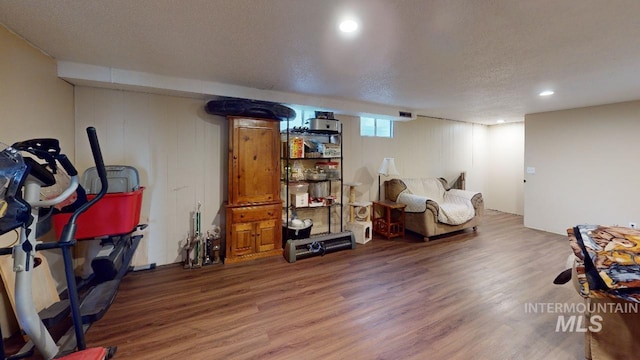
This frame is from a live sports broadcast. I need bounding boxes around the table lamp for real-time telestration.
[378,158,399,200]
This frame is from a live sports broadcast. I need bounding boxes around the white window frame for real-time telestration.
[360,117,393,138]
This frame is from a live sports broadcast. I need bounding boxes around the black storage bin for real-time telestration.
[282,224,313,248]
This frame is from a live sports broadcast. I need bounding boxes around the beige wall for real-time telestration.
[525,100,640,234]
[0,25,74,337]
[0,26,74,147]
[486,122,525,215]
[340,115,489,202]
[73,87,227,267]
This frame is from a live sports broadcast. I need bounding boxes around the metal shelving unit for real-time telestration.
[281,122,343,242]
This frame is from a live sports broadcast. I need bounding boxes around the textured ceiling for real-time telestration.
[2,0,640,124]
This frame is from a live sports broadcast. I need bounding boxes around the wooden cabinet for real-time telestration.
[226,204,281,262]
[228,117,280,205]
[225,117,283,263]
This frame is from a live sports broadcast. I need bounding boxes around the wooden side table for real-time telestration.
[372,200,406,240]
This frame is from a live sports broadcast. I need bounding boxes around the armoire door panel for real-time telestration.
[255,219,279,253]
[230,222,254,257]
[234,127,276,203]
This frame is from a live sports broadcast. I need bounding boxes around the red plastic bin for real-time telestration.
[53,187,145,240]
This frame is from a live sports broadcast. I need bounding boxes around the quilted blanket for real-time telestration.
[568,225,640,303]
[397,191,475,225]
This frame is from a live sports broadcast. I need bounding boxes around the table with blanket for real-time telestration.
[566,225,640,360]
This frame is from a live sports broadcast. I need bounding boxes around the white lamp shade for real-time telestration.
[378,158,400,176]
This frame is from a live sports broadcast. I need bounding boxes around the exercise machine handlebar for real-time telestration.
[59,127,108,245]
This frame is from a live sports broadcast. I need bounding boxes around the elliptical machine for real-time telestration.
[0,127,116,359]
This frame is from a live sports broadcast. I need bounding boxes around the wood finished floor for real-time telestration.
[35,210,585,359]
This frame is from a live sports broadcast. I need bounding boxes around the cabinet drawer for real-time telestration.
[230,204,280,223]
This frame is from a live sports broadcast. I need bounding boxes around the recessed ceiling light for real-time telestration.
[539,90,555,97]
[496,119,505,124]
[339,19,359,33]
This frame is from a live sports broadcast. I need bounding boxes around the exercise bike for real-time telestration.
[0,127,120,359]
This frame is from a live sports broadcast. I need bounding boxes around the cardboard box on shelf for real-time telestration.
[290,193,309,207]
[318,143,341,158]
[289,137,304,158]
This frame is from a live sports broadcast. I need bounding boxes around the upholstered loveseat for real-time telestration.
[384,177,484,241]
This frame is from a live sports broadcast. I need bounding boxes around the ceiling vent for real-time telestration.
[398,111,413,118]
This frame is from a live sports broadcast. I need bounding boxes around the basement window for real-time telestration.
[360,117,393,138]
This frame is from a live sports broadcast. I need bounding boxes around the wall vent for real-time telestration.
[398,111,413,118]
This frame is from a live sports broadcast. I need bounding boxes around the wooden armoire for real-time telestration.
[225,116,282,263]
